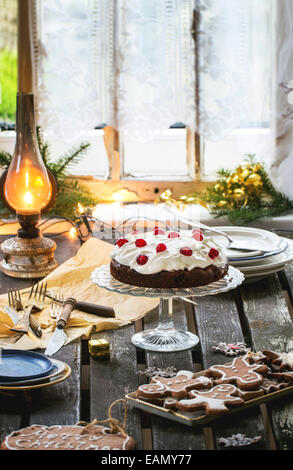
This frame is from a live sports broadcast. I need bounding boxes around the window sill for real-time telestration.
[92,203,293,231]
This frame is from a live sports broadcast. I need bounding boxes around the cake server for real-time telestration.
[45,298,77,356]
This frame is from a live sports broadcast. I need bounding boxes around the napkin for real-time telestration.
[0,238,159,350]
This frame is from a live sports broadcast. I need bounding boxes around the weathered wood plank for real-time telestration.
[240,275,293,450]
[143,301,206,450]
[0,234,81,439]
[27,341,81,426]
[193,291,268,450]
[90,324,143,450]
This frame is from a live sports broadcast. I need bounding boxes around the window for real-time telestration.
[0,0,274,202]
[0,0,17,125]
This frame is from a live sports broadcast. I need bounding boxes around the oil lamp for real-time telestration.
[0,93,58,278]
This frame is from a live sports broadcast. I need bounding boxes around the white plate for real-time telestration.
[244,266,285,280]
[234,237,293,273]
[215,226,282,259]
[230,238,288,265]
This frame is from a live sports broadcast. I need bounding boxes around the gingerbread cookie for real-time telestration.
[263,350,293,371]
[1,424,135,450]
[246,351,267,364]
[237,388,264,401]
[267,370,293,383]
[260,377,290,393]
[206,355,267,390]
[212,342,250,357]
[137,370,213,400]
[175,384,244,415]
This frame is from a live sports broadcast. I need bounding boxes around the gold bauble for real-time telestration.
[218,200,227,207]
[246,173,262,186]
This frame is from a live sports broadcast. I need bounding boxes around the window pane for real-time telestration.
[0,0,17,123]
[48,130,109,179]
[202,0,273,178]
[123,128,190,180]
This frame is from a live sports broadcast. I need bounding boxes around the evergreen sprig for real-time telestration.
[202,154,293,224]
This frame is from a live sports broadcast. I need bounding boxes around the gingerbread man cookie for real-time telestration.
[206,355,267,390]
[137,370,213,400]
[1,425,135,451]
[175,384,244,415]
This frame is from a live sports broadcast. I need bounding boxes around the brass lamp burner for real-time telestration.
[0,213,58,279]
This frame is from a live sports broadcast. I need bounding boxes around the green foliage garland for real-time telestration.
[202,155,293,224]
[158,155,293,225]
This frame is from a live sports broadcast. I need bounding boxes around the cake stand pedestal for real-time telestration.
[131,297,199,351]
[91,264,244,353]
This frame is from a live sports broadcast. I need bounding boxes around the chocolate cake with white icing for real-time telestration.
[110,228,228,288]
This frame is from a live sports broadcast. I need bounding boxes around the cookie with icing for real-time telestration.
[267,370,293,383]
[136,370,213,400]
[1,424,135,451]
[260,377,290,393]
[263,350,293,371]
[206,355,267,390]
[175,384,244,415]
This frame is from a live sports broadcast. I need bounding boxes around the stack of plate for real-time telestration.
[0,349,71,392]
[216,226,292,282]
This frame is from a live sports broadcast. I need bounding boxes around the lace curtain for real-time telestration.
[31,0,252,144]
[270,0,293,199]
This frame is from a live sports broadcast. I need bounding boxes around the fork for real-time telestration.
[8,289,31,334]
[8,288,42,337]
[8,289,23,312]
[27,282,47,312]
[50,292,64,320]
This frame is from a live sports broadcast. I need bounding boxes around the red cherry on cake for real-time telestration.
[209,248,219,259]
[135,238,147,247]
[136,255,148,265]
[153,227,165,235]
[168,232,180,239]
[116,238,129,248]
[192,229,204,241]
[156,243,167,253]
[180,247,193,256]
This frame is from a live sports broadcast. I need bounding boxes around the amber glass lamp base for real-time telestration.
[0,214,58,279]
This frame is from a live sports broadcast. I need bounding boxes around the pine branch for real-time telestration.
[0,150,12,167]
[36,126,50,166]
[49,142,90,178]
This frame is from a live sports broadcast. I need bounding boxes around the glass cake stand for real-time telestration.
[91,264,244,353]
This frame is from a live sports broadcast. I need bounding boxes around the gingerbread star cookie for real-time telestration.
[263,350,293,371]
[206,355,267,390]
[175,384,244,415]
[1,425,135,451]
[137,370,213,400]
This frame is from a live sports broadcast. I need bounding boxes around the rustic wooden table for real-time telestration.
[0,231,293,451]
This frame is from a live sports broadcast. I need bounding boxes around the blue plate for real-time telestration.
[0,349,54,381]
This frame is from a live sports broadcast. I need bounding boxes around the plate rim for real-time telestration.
[216,225,283,260]
[0,358,66,386]
[0,349,54,381]
[0,363,71,391]
[236,237,293,272]
[228,239,288,263]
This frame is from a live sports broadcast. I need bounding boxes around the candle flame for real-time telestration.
[23,191,33,206]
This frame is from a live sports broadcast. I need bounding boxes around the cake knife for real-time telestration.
[45,291,115,318]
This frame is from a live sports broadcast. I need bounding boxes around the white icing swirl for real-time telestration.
[111,230,227,274]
